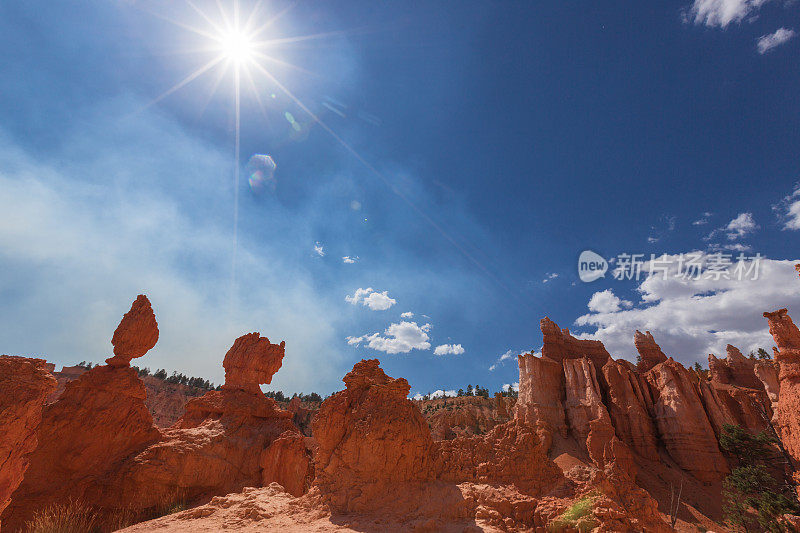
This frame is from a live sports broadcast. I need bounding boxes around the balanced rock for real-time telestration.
[106,295,159,367]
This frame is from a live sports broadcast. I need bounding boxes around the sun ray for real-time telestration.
[185,0,227,36]
[253,51,320,78]
[247,2,297,39]
[194,60,230,122]
[137,4,219,42]
[138,56,225,113]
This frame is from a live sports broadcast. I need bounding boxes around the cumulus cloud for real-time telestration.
[587,289,633,313]
[757,27,796,54]
[342,256,358,264]
[773,186,800,230]
[686,0,774,28]
[433,343,464,356]
[502,382,520,393]
[400,311,414,318]
[314,242,325,257]
[574,253,800,366]
[345,287,396,310]
[346,321,432,354]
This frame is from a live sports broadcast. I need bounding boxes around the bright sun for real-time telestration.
[220,31,254,64]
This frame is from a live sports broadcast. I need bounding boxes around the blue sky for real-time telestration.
[1,1,800,397]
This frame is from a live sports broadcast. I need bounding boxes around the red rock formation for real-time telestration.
[3,364,162,530]
[419,394,513,440]
[708,344,764,390]
[311,359,435,512]
[601,358,659,460]
[755,360,780,420]
[540,317,611,367]
[222,333,285,393]
[0,356,56,529]
[562,358,611,444]
[634,330,667,372]
[764,307,800,477]
[515,351,567,452]
[435,420,563,495]
[113,333,311,508]
[644,359,728,482]
[106,295,159,368]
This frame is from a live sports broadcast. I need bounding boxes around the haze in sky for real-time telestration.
[1,0,799,397]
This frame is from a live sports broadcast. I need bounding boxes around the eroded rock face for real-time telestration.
[601,358,659,461]
[3,365,162,531]
[311,359,434,512]
[764,307,800,476]
[540,317,611,367]
[106,295,159,368]
[708,344,763,390]
[113,334,311,509]
[515,351,567,452]
[222,333,285,393]
[644,360,728,482]
[0,356,57,527]
[634,330,668,372]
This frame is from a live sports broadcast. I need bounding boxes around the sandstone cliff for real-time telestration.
[0,356,56,530]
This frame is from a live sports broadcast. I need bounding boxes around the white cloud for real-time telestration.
[709,242,753,252]
[314,242,325,257]
[587,289,633,313]
[707,212,757,241]
[647,236,659,244]
[693,212,713,225]
[757,27,796,54]
[489,348,535,371]
[574,253,800,367]
[725,212,757,239]
[342,256,358,264]
[345,287,396,310]
[347,321,432,354]
[686,0,774,28]
[774,186,800,230]
[412,389,456,400]
[502,382,519,392]
[400,311,414,318]
[543,272,559,283]
[433,343,464,356]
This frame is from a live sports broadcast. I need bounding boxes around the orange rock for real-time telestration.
[601,358,659,461]
[311,359,435,512]
[106,295,159,368]
[515,351,567,452]
[708,344,763,390]
[764,307,800,477]
[222,332,285,393]
[644,359,728,482]
[634,330,667,372]
[2,365,161,531]
[0,356,56,528]
[540,317,611,367]
[112,334,311,510]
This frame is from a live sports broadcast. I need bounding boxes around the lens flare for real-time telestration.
[246,154,277,194]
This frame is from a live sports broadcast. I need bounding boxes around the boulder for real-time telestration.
[106,295,159,368]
